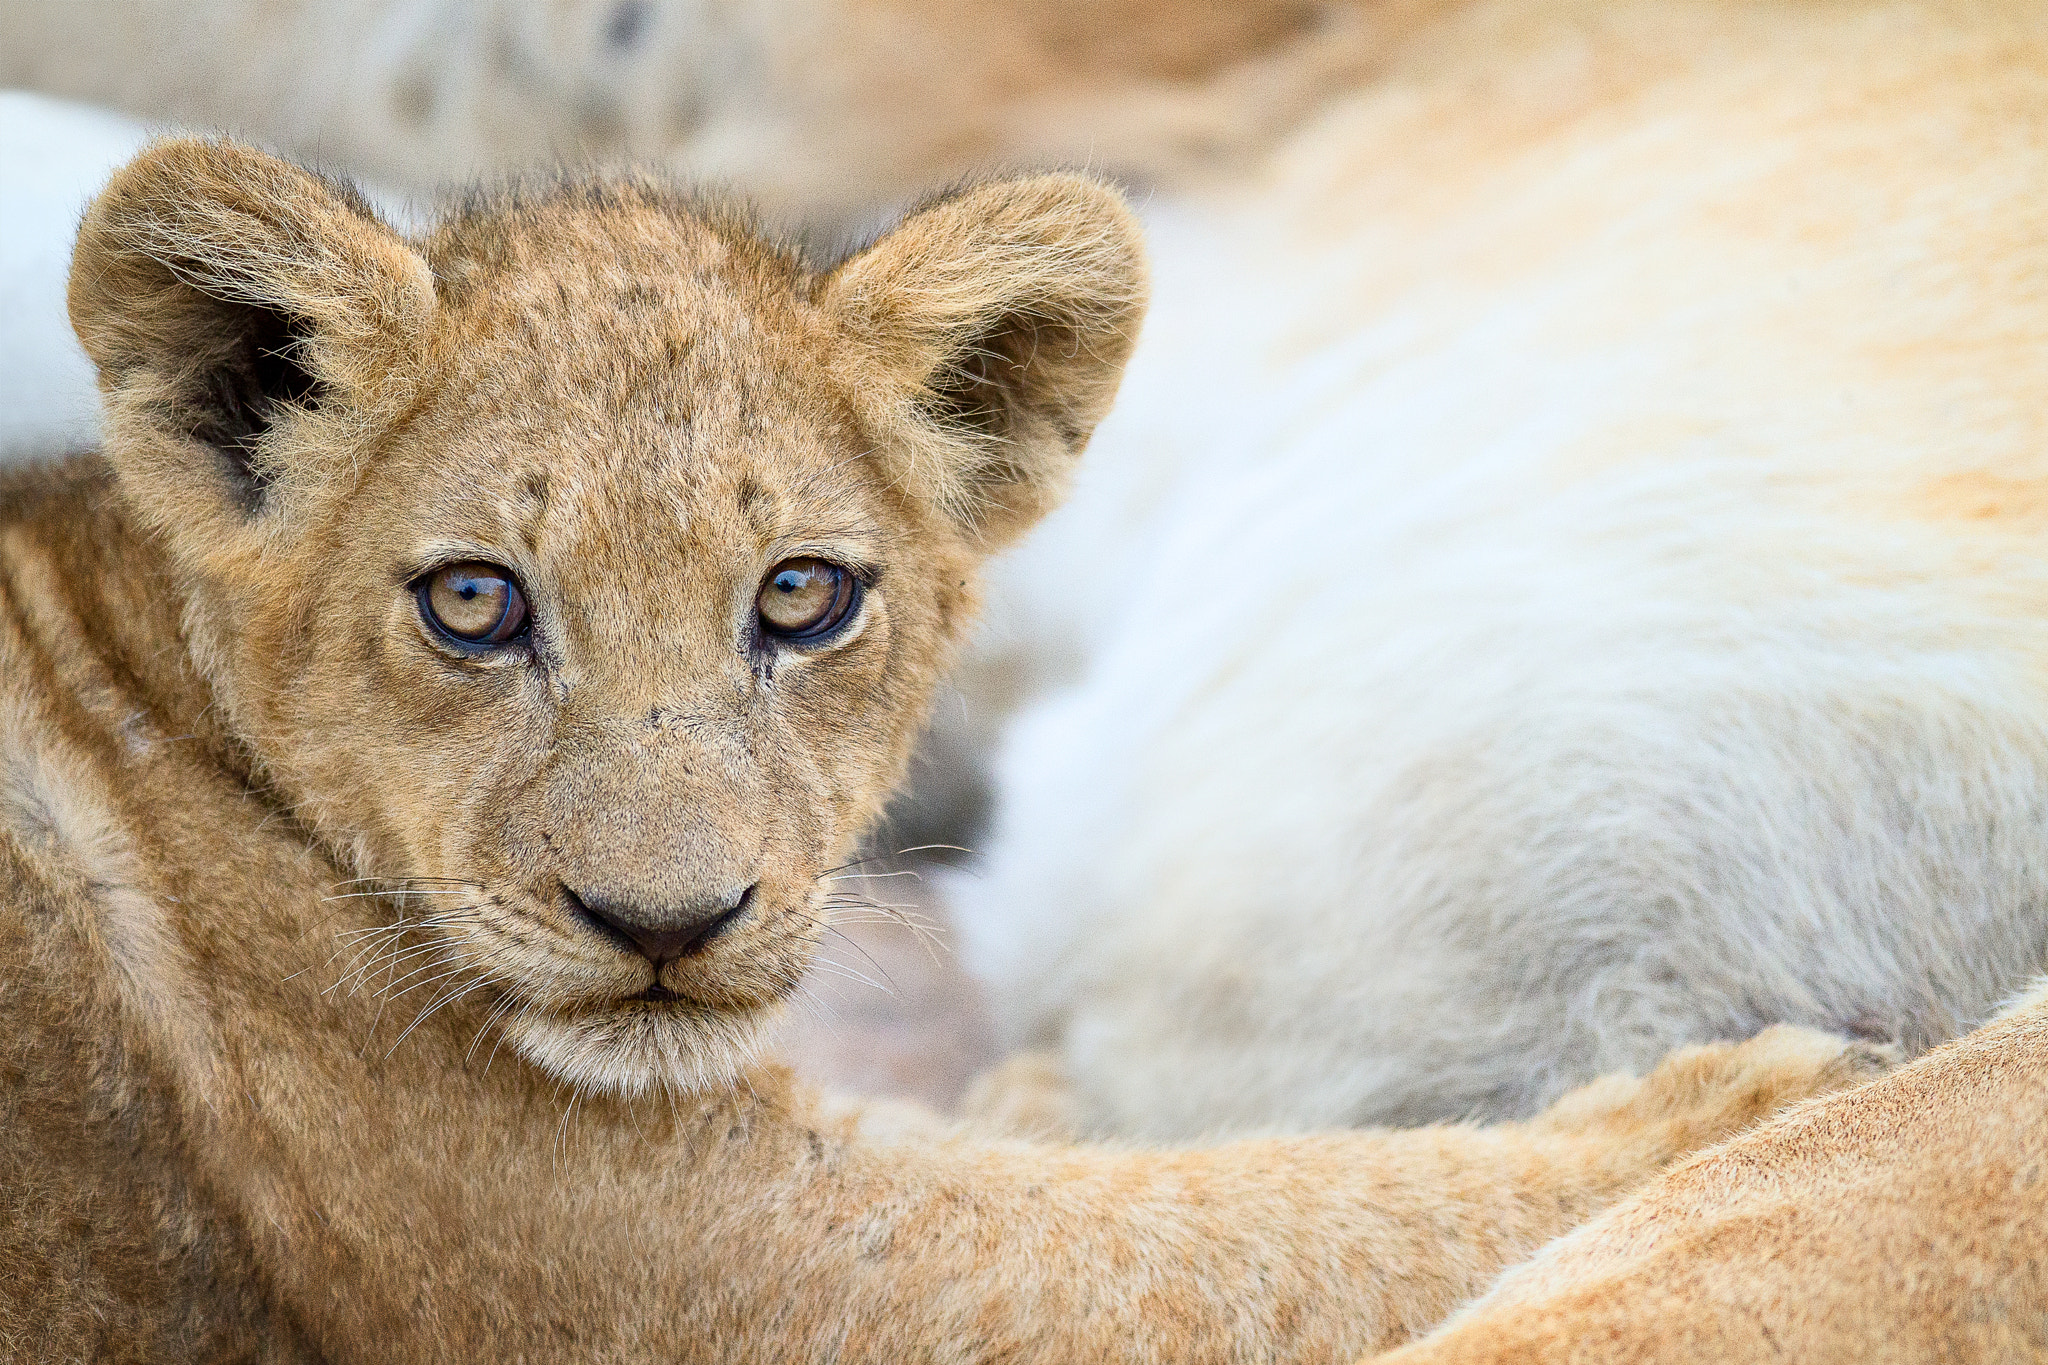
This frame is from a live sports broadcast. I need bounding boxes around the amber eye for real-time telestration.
[418,563,530,647]
[755,558,858,641]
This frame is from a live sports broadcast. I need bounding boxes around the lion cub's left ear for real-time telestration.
[67,138,434,555]
[821,174,1149,552]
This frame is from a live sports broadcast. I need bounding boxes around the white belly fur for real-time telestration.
[949,0,2048,1137]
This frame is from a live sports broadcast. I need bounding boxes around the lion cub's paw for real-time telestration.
[1531,1025,1897,1154]
[957,1050,1083,1142]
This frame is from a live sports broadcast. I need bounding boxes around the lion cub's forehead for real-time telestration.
[419,181,837,407]
[396,181,883,560]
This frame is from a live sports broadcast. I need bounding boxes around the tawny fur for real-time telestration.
[0,136,1884,1362]
[1371,980,2048,1364]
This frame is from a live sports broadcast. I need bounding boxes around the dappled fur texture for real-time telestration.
[1,0,1389,227]
[0,138,1888,1361]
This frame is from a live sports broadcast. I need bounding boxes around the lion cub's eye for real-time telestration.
[418,563,530,647]
[755,559,858,642]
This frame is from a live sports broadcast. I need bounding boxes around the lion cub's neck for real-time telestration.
[0,454,329,1356]
[0,457,238,771]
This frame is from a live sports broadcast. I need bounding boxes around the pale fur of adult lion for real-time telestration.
[0,0,1386,227]
[948,0,2048,1136]
[0,137,1885,1361]
[0,94,151,464]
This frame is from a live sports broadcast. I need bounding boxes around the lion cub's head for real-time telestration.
[67,141,1144,1095]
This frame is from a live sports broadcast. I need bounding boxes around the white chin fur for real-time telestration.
[503,1002,773,1098]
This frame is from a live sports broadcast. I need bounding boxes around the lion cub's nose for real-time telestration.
[564,884,754,966]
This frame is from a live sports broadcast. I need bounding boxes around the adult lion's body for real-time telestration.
[0,0,1379,228]
[954,0,2048,1133]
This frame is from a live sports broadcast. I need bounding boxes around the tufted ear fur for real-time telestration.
[821,174,1149,551]
[68,138,435,554]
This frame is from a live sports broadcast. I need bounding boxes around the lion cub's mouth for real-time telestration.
[478,885,819,1095]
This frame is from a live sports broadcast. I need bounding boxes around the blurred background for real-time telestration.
[4,0,1383,457]
[0,0,1381,1108]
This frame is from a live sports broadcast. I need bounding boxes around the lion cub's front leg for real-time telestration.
[961,1025,1889,1151]
[859,1025,1893,1359]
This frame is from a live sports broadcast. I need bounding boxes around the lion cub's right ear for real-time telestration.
[822,174,1149,553]
[68,138,434,556]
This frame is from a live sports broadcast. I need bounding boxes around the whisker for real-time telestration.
[786,987,845,1031]
[374,953,484,1005]
[358,931,494,1053]
[323,930,416,996]
[806,958,894,997]
[811,892,950,961]
[813,851,898,879]
[338,938,453,998]
[553,1085,586,1169]
[813,843,977,883]
[370,939,500,1002]
[385,972,499,1058]
[329,917,414,940]
[466,992,523,1065]
[823,925,903,994]
[483,1001,526,1076]
[287,924,405,984]
[818,898,942,929]
[327,876,484,889]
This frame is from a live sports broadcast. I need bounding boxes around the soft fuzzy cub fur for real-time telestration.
[0,138,1882,1362]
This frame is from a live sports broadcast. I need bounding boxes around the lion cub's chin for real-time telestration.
[503,998,780,1098]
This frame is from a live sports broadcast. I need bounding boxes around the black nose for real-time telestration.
[564,884,754,966]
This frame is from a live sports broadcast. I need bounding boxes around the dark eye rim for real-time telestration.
[755,558,864,646]
[413,561,533,652]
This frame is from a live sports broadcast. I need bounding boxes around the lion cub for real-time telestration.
[0,138,1880,1362]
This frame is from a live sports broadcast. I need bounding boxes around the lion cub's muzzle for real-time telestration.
[562,882,755,972]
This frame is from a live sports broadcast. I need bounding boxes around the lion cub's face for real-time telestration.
[69,142,1144,1094]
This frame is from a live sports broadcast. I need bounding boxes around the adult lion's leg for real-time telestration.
[1514,1024,1894,1153]
[1370,994,2048,1364]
